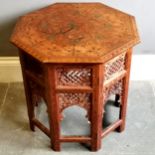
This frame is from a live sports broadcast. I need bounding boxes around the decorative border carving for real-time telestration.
[56,67,92,87]
[58,93,91,120]
[103,80,122,103]
[105,52,126,81]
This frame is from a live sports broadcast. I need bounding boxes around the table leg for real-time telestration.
[114,94,120,107]
[91,64,104,151]
[118,49,132,132]
[44,65,61,151]
[18,50,35,131]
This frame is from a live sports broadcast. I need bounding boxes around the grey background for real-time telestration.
[0,0,154,57]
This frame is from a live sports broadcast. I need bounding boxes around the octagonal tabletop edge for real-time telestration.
[10,3,140,63]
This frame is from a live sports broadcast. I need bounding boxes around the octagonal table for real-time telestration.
[10,3,140,151]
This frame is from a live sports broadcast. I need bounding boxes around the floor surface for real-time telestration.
[0,81,155,155]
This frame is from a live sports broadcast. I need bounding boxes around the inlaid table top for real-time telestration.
[11,3,140,63]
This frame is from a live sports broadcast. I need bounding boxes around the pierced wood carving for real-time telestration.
[105,52,126,81]
[56,67,92,87]
[104,80,122,103]
[58,93,91,120]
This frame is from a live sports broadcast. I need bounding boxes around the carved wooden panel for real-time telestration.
[57,92,91,121]
[56,67,92,87]
[58,93,91,112]
[28,80,46,103]
[105,53,126,81]
[104,80,122,103]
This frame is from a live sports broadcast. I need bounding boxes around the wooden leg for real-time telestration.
[91,64,104,151]
[118,49,132,132]
[24,80,35,131]
[114,94,120,107]
[19,50,35,131]
[44,65,61,151]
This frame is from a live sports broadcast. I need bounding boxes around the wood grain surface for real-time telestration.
[11,3,140,63]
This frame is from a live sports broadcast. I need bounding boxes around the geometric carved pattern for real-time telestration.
[56,58,125,119]
[29,80,45,99]
[105,53,126,81]
[104,80,123,103]
[58,93,91,120]
[56,67,92,87]
[29,80,47,108]
[58,93,91,112]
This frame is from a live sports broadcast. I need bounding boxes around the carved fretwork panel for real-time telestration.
[104,80,123,103]
[28,80,47,105]
[105,53,126,81]
[55,66,92,120]
[57,93,91,120]
[56,67,92,87]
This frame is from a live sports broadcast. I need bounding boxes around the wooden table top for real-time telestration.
[11,3,140,63]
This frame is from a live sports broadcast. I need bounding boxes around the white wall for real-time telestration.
[0,0,154,56]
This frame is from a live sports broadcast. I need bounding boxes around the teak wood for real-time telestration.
[11,3,140,152]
